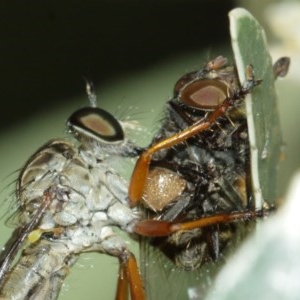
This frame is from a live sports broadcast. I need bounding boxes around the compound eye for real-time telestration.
[179,79,227,110]
[173,71,198,96]
[67,107,124,143]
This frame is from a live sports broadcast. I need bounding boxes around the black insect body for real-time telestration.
[141,56,255,270]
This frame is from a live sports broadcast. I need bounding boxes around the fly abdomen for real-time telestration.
[0,240,77,300]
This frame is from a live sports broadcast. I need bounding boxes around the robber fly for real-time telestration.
[0,84,145,300]
[128,56,290,299]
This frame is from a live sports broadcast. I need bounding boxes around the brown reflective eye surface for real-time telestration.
[179,79,227,110]
[67,107,124,143]
[173,71,198,96]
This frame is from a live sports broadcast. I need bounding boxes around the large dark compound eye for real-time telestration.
[177,78,228,110]
[67,107,124,143]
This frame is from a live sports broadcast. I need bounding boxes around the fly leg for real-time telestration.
[133,208,269,237]
[115,252,144,300]
[88,233,145,300]
[128,66,260,206]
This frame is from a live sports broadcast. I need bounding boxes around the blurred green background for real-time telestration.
[0,1,299,299]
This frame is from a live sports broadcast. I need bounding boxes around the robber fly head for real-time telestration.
[67,82,142,158]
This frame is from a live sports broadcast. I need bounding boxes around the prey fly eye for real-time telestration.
[173,71,198,96]
[178,79,228,110]
[67,107,124,143]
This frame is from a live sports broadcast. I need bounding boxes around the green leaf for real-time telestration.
[204,8,288,300]
[229,7,282,208]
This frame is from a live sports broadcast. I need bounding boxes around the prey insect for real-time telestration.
[0,84,145,300]
[128,56,290,298]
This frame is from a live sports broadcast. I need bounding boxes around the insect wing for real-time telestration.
[140,236,228,300]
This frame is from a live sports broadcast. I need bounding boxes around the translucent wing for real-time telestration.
[140,237,227,300]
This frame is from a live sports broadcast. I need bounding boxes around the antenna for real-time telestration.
[85,80,97,107]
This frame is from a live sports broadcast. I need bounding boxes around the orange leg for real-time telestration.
[129,99,231,206]
[115,253,145,300]
[128,65,260,206]
[128,76,261,207]
[133,209,267,237]
[116,262,128,300]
